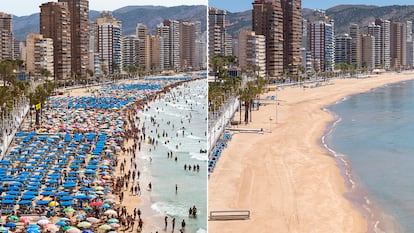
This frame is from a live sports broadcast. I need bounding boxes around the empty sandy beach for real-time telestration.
[208,72,414,233]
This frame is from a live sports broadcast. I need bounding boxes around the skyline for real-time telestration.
[209,0,414,13]
[1,0,207,16]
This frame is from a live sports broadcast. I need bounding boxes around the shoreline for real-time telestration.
[128,78,207,233]
[208,72,414,233]
[321,81,410,233]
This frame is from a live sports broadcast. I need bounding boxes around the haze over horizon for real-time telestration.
[1,0,207,17]
[209,0,414,13]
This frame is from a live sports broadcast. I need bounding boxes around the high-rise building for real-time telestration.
[179,21,197,69]
[390,21,407,69]
[335,34,351,64]
[96,11,122,74]
[40,2,71,80]
[281,0,302,74]
[149,35,161,72]
[349,24,362,68]
[406,21,414,68]
[368,23,381,68]
[163,19,180,70]
[252,0,283,77]
[26,34,54,77]
[157,23,170,71]
[196,31,207,69]
[375,19,391,69]
[361,34,375,68]
[208,7,232,60]
[238,30,266,77]
[58,0,89,78]
[136,23,150,71]
[252,0,302,77]
[121,35,139,69]
[308,10,335,72]
[0,12,14,61]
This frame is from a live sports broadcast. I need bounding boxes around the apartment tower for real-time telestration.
[40,2,71,80]
[96,12,122,74]
[0,12,14,60]
[179,21,197,69]
[349,24,362,68]
[58,0,89,78]
[26,34,54,77]
[238,30,266,77]
[252,0,302,77]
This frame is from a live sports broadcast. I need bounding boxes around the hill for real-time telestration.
[224,4,414,36]
[12,5,207,40]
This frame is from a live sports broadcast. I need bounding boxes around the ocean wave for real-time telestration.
[190,152,207,161]
[151,201,187,217]
[196,228,207,233]
[187,135,204,140]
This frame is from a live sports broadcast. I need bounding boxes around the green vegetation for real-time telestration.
[208,55,267,124]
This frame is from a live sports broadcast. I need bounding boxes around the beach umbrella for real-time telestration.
[8,215,19,222]
[86,217,100,223]
[106,219,118,224]
[63,207,75,213]
[20,216,33,223]
[67,228,82,233]
[62,226,73,231]
[104,209,117,215]
[82,230,94,233]
[48,201,59,207]
[101,203,110,209]
[75,215,86,220]
[98,224,111,231]
[0,226,8,232]
[89,201,104,207]
[55,221,67,226]
[27,229,40,233]
[45,224,59,232]
[4,222,17,228]
[107,231,117,233]
[38,219,50,225]
[60,218,71,222]
[77,222,92,228]
[108,224,119,229]
[61,201,75,206]
[27,224,41,229]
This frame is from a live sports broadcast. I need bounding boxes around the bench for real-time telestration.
[209,210,250,221]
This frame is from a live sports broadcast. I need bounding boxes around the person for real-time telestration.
[171,218,175,232]
[181,219,186,230]
[148,182,152,191]
[164,216,168,230]
[175,184,178,194]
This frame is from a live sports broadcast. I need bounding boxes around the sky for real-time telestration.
[1,0,207,16]
[209,0,414,13]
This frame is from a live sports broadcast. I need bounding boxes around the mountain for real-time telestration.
[324,4,414,34]
[224,4,414,37]
[12,5,207,40]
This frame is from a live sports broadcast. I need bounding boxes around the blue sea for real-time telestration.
[138,79,207,232]
[324,79,414,233]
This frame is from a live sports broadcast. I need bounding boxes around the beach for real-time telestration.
[0,74,205,233]
[208,72,414,233]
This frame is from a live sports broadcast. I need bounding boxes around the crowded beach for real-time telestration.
[0,73,205,233]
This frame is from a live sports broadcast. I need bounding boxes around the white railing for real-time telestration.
[0,97,29,158]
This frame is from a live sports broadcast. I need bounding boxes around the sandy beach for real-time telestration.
[208,72,414,233]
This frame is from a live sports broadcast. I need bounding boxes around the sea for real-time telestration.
[324,79,414,233]
[138,79,207,233]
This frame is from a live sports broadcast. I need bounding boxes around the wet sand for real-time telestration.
[208,72,414,233]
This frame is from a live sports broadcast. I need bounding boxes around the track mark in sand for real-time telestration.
[267,146,300,233]
[236,167,255,208]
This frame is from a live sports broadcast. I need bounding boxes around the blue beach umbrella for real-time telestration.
[55,221,66,226]
[4,222,17,228]
[36,200,50,205]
